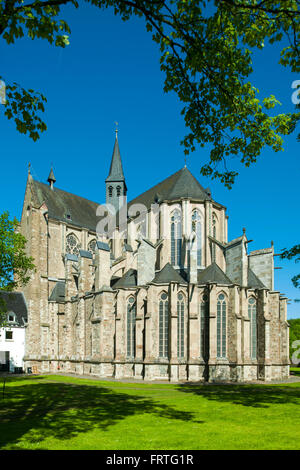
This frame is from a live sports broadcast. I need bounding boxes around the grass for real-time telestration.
[0,373,300,450]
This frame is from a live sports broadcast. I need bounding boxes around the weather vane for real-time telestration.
[115,121,119,136]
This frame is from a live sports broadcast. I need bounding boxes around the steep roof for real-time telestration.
[105,134,126,183]
[197,263,233,285]
[152,263,187,284]
[248,268,266,289]
[112,269,137,288]
[30,164,217,233]
[32,180,101,232]
[49,281,66,302]
[128,167,212,211]
[47,168,56,184]
[0,291,28,325]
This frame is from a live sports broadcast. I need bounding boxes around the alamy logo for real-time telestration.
[0,80,6,105]
[291,80,300,105]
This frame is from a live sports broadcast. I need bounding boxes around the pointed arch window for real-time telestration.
[177,293,185,358]
[171,209,182,266]
[159,292,169,358]
[192,210,202,266]
[116,185,121,197]
[217,293,227,358]
[212,215,217,262]
[248,297,257,359]
[108,186,113,197]
[200,293,209,359]
[88,239,97,255]
[127,296,136,358]
[66,233,81,257]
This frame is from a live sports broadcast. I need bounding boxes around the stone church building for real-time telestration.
[20,133,290,382]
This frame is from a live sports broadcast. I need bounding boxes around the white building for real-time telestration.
[0,292,27,373]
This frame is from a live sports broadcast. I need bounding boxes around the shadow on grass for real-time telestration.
[176,382,300,408]
[0,377,201,448]
[291,368,300,377]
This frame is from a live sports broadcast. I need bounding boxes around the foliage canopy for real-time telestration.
[0,0,299,187]
[0,211,35,325]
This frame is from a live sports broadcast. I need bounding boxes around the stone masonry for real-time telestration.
[20,135,290,382]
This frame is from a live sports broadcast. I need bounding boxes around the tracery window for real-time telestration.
[192,210,202,266]
[212,214,217,262]
[159,292,169,358]
[248,297,257,359]
[108,186,113,197]
[200,293,208,359]
[66,233,81,257]
[127,296,136,358]
[171,209,182,266]
[116,185,121,197]
[88,239,97,255]
[177,293,185,358]
[217,293,227,358]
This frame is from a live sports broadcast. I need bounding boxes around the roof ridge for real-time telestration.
[34,180,100,206]
[128,167,183,206]
[152,262,187,284]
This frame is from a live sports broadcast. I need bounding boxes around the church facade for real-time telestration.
[20,134,290,382]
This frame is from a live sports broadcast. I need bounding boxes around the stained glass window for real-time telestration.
[212,215,217,262]
[88,239,97,255]
[171,209,182,266]
[217,293,226,358]
[177,293,185,358]
[66,233,81,257]
[159,292,169,358]
[127,296,136,358]
[248,297,257,359]
[192,210,202,266]
[200,294,208,359]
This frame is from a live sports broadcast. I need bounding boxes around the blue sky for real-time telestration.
[0,2,299,318]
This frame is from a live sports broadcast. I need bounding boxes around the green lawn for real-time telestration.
[0,373,300,450]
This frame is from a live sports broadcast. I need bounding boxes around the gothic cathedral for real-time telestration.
[20,133,290,382]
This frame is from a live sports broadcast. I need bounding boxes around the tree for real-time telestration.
[288,318,300,364]
[0,211,35,326]
[280,244,300,289]
[0,0,299,187]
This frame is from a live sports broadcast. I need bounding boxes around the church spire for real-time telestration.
[105,129,127,212]
[105,128,126,184]
[47,166,56,190]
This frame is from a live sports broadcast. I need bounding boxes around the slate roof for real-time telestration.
[128,167,212,211]
[49,281,66,302]
[32,164,216,232]
[197,263,233,285]
[152,263,187,284]
[47,168,56,184]
[0,291,28,325]
[32,180,102,232]
[112,269,137,288]
[248,268,266,289]
[105,134,126,183]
